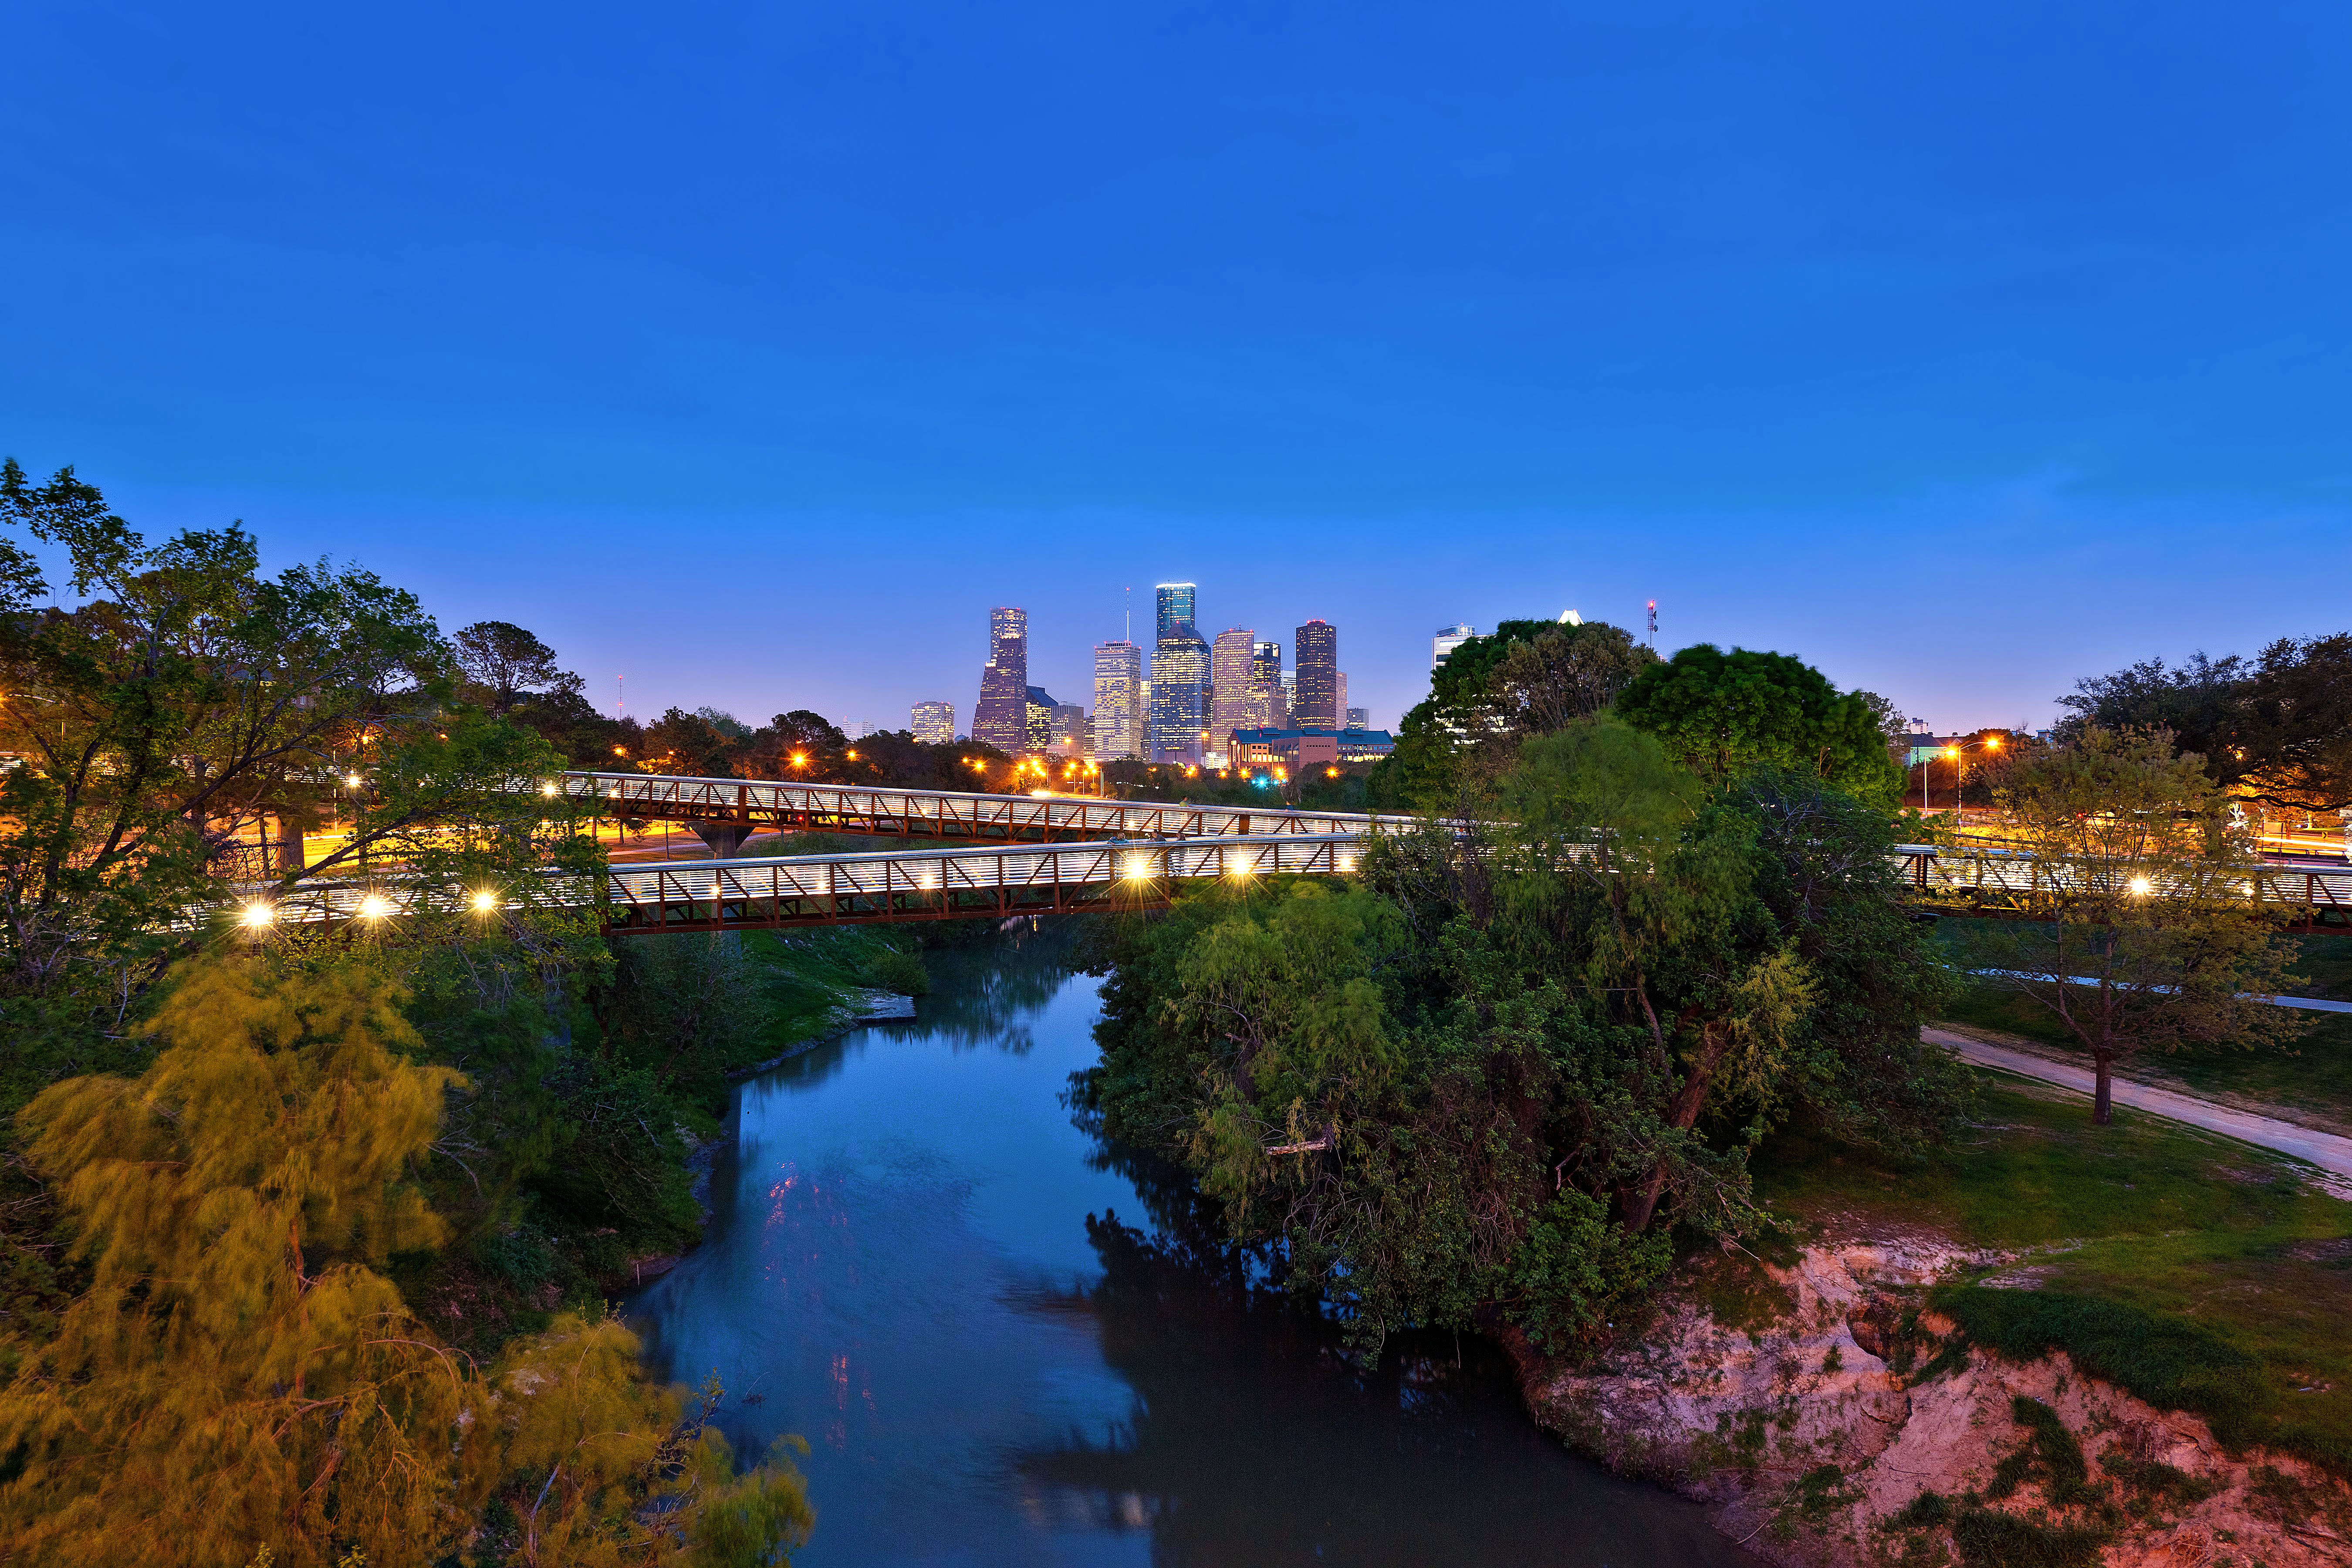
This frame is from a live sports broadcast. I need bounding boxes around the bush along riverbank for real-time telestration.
[389,923,933,1361]
[1078,719,2352,1565]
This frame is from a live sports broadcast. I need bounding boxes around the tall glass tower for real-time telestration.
[1154,583,1196,641]
[1209,629,1257,758]
[1250,641,1286,727]
[972,607,1028,750]
[1149,629,1209,763]
[1294,619,1339,730]
[1091,641,1143,760]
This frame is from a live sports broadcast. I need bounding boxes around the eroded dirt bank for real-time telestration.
[1510,1240,2351,1566]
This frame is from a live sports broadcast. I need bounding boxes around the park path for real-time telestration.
[1924,1027,2352,1182]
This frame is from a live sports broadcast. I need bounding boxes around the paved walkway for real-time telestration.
[1925,1027,2352,1181]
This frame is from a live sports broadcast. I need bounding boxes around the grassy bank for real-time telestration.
[1931,922,2352,1129]
[1753,1075,2352,1473]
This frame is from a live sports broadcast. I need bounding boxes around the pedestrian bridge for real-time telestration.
[241,832,1366,936]
[564,770,1409,852]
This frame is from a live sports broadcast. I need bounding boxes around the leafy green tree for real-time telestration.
[1370,618,1653,809]
[1950,727,2303,1123]
[1088,715,1958,1352]
[1614,643,1901,806]
[0,460,444,1020]
[2057,635,2352,811]
[453,620,585,715]
[0,956,811,1568]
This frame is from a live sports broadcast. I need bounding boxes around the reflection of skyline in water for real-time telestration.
[629,923,1751,1568]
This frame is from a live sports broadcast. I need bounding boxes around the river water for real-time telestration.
[630,933,1754,1567]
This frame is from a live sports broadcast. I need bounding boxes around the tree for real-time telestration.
[1369,618,1651,809]
[0,460,444,1050]
[1486,621,1658,737]
[2056,637,2352,811]
[0,956,812,1567]
[2239,634,2352,812]
[1949,727,2303,1124]
[452,621,584,715]
[1614,644,1901,806]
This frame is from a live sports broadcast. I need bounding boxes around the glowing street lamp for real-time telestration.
[358,894,392,921]
[471,890,499,913]
[240,902,275,928]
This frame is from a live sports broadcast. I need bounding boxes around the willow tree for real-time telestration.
[0,957,811,1568]
[1952,727,2303,1123]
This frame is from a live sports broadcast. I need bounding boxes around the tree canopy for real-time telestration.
[1613,644,1902,806]
[2060,636,2352,811]
[1086,715,1963,1350]
[0,957,812,1567]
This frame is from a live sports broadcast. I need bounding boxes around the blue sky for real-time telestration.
[3,2,2345,734]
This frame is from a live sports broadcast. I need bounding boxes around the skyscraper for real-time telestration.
[1433,622,1476,671]
[973,607,1027,750]
[1250,641,1287,728]
[1294,619,1338,729]
[1092,640,1143,760]
[1209,629,1257,758]
[1049,703,1086,756]
[1155,583,1196,641]
[1149,628,1209,763]
[910,701,955,744]
[1024,686,1061,752]
[1337,671,1348,727]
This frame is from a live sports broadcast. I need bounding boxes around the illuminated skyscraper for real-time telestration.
[1250,641,1287,728]
[910,701,955,744]
[1092,640,1143,760]
[1149,628,1209,763]
[1209,629,1257,758]
[1024,686,1061,752]
[973,607,1028,750]
[1294,619,1338,729]
[1155,583,1196,640]
[1050,703,1086,756]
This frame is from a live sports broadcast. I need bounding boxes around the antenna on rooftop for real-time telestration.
[615,676,625,718]
[1646,600,1657,649]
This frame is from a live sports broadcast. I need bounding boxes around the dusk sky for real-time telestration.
[4,2,2345,736]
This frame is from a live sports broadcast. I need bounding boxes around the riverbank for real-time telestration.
[1507,1073,2352,1565]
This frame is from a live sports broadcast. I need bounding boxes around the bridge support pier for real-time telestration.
[691,821,757,858]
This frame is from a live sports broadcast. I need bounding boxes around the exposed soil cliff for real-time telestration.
[1513,1239,2352,1566]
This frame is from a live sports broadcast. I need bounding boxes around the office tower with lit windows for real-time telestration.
[1092,640,1143,760]
[1337,671,1348,726]
[1432,622,1476,671]
[1049,703,1086,756]
[910,701,955,744]
[1024,686,1061,753]
[1209,629,1257,758]
[973,607,1028,750]
[1249,641,1286,728]
[1345,706,1369,731]
[1294,619,1339,729]
[1149,629,1209,763]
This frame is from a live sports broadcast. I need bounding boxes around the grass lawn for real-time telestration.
[1930,923,2352,1130]
[1754,1076,2352,1472]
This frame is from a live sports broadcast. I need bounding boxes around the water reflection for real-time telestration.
[630,924,1750,1568]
